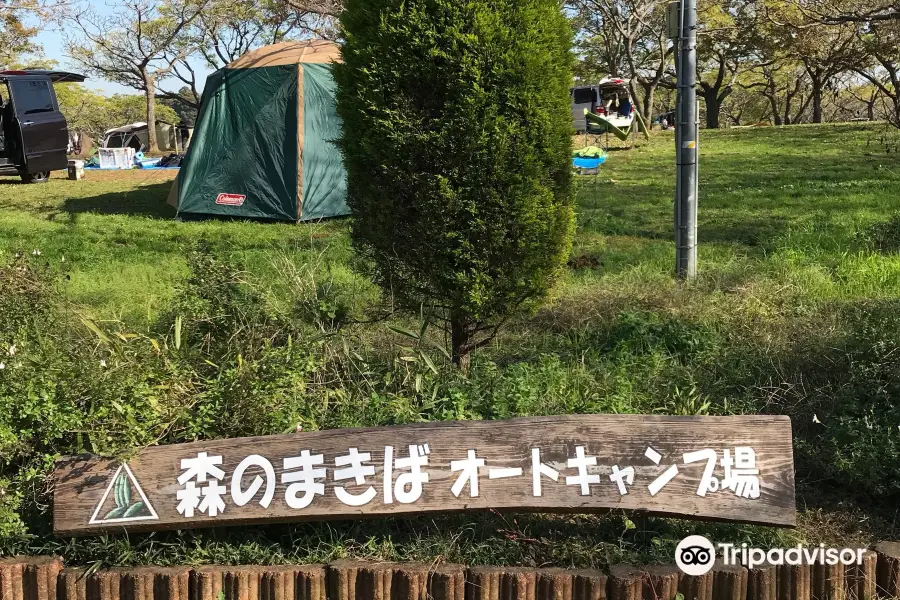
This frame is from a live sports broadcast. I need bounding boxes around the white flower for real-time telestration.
[61,256,65,263]
[296,423,303,432]
[32,249,41,256]
[0,362,5,370]
[7,345,14,356]
[100,359,107,368]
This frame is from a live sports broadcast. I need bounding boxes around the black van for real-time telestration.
[0,70,85,183]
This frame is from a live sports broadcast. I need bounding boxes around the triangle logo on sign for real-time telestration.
[88,463,159,525]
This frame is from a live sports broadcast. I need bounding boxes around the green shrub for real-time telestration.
[334,0,576,372]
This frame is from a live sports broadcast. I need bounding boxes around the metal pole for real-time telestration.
[674,0,698,279]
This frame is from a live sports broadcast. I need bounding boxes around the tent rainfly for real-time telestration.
[168,40,348,222]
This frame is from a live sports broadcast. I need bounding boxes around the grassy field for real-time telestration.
[1,124,898,323]
[3,122,900,566]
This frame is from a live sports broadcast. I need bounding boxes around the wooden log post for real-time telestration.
[678,569,713,600]
[467,567,504,600]
[0,560,24,600]
[812,563,845,600]
[845,550,876,600]
[392,565,429,600]
[746,562,777,600]
[59,568,119,600]
[425,564,465,600]
[466,567,539,600]
[190,566,224,600]
[57,569,86,600]
[0,557,62,600]
[123,567,190,600]
[214,566,261,600]
[502,568,538,600]
[327,561,395,600]
[571,570,607,600]
[641,566,680,600]
[22,557,63,600]
[610,565,645,600]
[258,566,326,600]
[712,561,747,600]
[777,564,811,600]
[535,568,573,600]
[875,542,900,599]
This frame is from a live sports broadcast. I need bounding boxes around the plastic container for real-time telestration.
[98,148,136,169]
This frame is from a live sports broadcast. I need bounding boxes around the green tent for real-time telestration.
[168,41,348,222]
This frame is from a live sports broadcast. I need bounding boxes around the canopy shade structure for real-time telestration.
[168,40,348,222]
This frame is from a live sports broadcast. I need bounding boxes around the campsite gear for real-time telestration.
[67,159,84,180]
[572,146,608,174]
[572,156,606,174]
[157,153,183,168]
[571,78,637,134]
[102,122,192,153]
[137,157,181,170]
[573,145,607,158]
[169,40,348,222]
[584,108,650,142]
[98,148,135,169]
[0,70,86,183]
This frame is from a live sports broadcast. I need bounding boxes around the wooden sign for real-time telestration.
[53,414,796,536]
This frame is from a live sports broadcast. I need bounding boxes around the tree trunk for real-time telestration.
[144,74,159,152]
[768,96,782,125]
[644,86,656,129]
[811,78,823,124]
[450,312,472,375]
[867,96,876,121]
[703,92,721,129]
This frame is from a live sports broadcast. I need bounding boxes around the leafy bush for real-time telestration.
[334,0,576,371]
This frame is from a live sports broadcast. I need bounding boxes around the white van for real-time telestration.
[571,78,637,133]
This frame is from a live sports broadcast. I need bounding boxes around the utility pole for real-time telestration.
[669,0,698,279]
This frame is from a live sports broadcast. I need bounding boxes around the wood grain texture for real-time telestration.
[746,562,777,600]
[52,414,795,535]
[641,566,680,600]
[845,549,876,600]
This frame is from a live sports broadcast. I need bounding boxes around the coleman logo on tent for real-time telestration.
[215,193,246,207]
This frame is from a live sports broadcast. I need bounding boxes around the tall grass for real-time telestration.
[1,124,900,566]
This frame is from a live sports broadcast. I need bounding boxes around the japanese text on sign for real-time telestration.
[52,414,796,535]
[175,444,761,519]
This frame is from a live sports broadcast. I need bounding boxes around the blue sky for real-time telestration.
[35,6,215,98]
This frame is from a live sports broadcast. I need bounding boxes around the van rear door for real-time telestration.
[571,86,596,131]
[8,76,68,173]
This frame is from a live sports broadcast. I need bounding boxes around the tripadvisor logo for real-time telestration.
[675,536,867,575]
[675,536,716,576]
